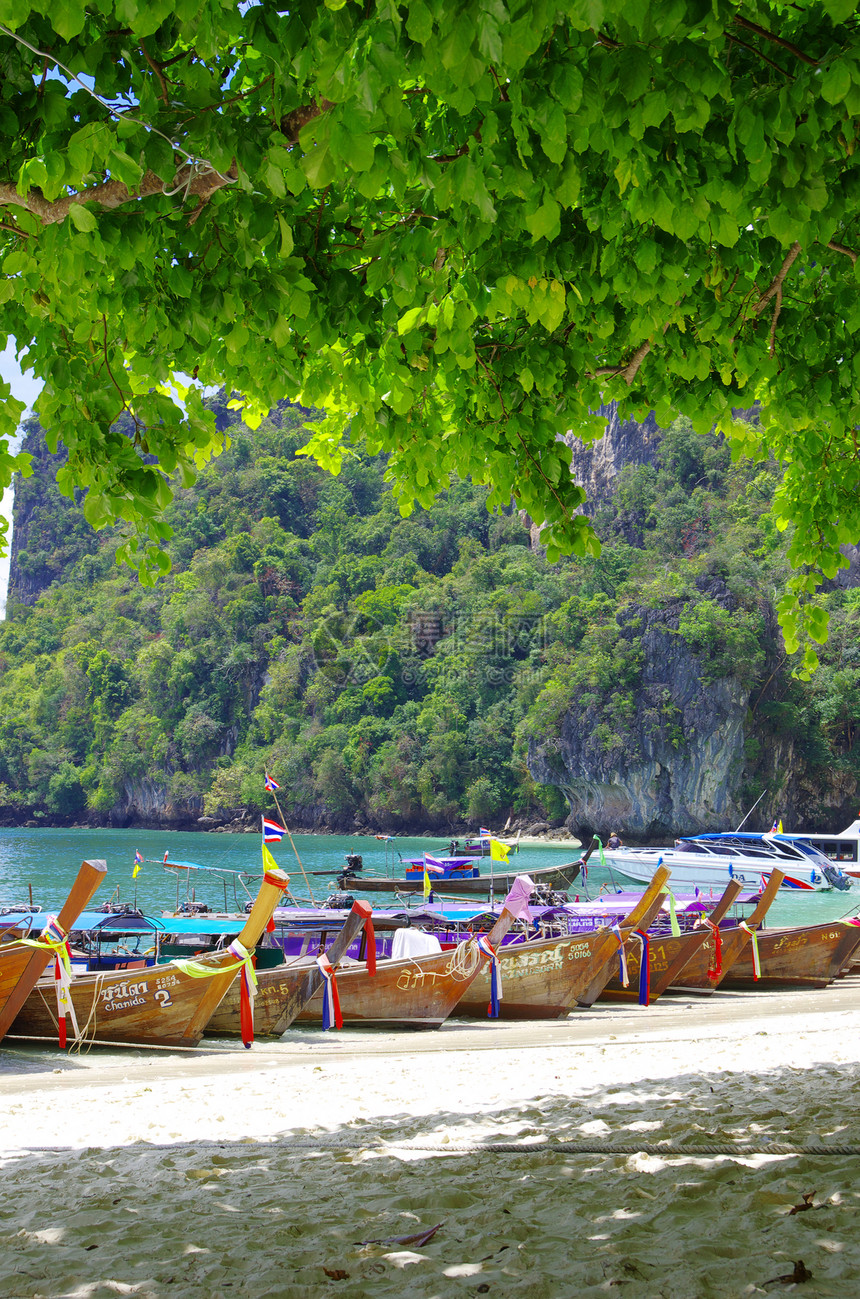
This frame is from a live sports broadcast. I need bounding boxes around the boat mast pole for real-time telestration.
[270,790,317,906]
[734,787,768,833]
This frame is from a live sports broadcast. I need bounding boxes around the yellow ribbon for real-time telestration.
[171,939,258,993]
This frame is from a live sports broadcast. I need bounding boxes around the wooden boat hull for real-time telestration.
[722,921,860,988]
[669,924,753,991]
[0,860,107,1041]
[599,929,710,1003]
[12,869,290,1047]
[337,861,579,896]
[208,901,375,1037]
[452,927,623,1019]
[455,865,674,1018]
[295,946,487,1028]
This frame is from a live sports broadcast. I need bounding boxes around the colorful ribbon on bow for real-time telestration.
[316,954,343,1031]
[228,939,258,1048]
[740,922,762,980]
[633,929,651,1007]
[665,889,681,938]
[353,901,377,977]
[15,915,79,1048]
[704,918,722,981]
[476,934,502,1017]
[611,923,629,987]
[173,941,259,1047]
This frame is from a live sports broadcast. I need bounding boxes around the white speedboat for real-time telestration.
[605,832,851,892]
[784,817,860,880]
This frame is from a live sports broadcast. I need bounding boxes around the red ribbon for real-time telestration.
[54,952,67,1050]
[353,900,376,976]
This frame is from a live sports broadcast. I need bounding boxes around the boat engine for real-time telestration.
[823,864,852,892]
[529,883,570,906]
[344,853,363,873]
[325,893,356,910]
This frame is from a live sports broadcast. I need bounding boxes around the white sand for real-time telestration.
[2,982,860,1299]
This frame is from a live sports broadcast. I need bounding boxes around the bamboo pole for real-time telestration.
[270,789,317,905]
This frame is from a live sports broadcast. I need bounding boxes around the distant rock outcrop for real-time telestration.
[564,401,665,506]
[528,589,749,840]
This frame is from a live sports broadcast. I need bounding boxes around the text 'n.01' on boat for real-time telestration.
[667,870,784,992]
[292,876,537,1029]
[450,865,672,1019]
[605,832,851,892]
[10,869,290,1048]
[722,918,860,989]
[0,859,107,1042]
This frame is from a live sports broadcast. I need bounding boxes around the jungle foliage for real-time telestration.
[0,3,859,671]
[1,398,858,830]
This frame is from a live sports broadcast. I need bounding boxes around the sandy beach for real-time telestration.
[2,982,860,1299]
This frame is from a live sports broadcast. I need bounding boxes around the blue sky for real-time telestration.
[1,342,42,412]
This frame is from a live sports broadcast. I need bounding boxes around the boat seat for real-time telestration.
[391,929,443,961]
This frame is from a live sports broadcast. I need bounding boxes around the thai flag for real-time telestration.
[480,827,491,838]
[262,817,286,843]
[771,819,779,832]
[134,850,143,866]
[424,854,446,874]
[264,772,280,791]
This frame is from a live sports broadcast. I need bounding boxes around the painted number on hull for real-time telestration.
[155,989,173,1007]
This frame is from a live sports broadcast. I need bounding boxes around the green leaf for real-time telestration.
[820,60,852,105]
[525,196,560,241]
[277,215,294,257]
[69,204,97,233]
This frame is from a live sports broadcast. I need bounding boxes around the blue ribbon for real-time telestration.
[634,929,650,1007]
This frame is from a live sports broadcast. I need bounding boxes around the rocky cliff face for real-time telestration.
[564,402,664,507]
[528,592,750,840]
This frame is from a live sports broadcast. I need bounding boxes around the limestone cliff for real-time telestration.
[528,589,750,840]
[564,401,664,506]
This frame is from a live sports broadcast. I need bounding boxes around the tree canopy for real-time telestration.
[0,1,859,667]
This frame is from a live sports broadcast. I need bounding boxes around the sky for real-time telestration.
[0,343,40,618]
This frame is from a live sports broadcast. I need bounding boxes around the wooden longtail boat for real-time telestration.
[669,871,784,992]
[206,899,374,1037]
[335,860,580,896]
[453,866,672,1019]
[11,869,289,1047]
[722,920,860,989]
[0,859,107,1041]
[294,877,535,1029]
[598,878,745,1003]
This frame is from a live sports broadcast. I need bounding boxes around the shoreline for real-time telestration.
[2,983,860,1297]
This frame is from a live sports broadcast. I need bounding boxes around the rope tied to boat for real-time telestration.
[611,923,629,988]
[12,915,79,1048]
[475,935,502,1018]
[739,922,762,979]
[447,936,482,982]
[316,954,343,1031]
[701,918,722,981]
[632,930,651,1007]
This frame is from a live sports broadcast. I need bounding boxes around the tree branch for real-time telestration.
[828,240,858,264]
[0,160,237,225]
[139,40,170,105]
[732,15,819,67]
[724,31,791,79]
[594,337,652,384]
[280,100,334,145]
[752,242,801,314]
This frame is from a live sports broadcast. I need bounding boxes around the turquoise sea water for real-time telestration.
[0,828,858,928]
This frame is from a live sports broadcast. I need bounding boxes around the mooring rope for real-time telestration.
[15,1136,860,1158]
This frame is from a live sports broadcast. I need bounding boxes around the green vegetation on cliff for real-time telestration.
[1,399,858,832]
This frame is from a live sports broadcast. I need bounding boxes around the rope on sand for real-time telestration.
[275,1136,860,1157]
[17,1136,860,1158]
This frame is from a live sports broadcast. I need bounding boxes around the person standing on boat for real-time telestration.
[607,830,623,850]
